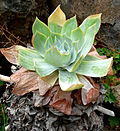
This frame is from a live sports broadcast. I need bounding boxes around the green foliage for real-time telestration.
[0,81,4,86]
[104,83,116,103]
[97,47,120,103]
[108,116,120,127]
[0,104,8,131]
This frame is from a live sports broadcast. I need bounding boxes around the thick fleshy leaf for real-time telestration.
[78,75,99,105]
[59,70,83,91]
[83,55,102,61]
[65,24,98,72]
[18,47,43,71]
[0,45,19,65]
[79,14,101,34]
[1,45,42,71]
[33,31,47,57]
[41,71,58,87]
[38,71,58,95]
[32,17,50,37]
[50,86,73,115]
[48,5,66,33]
[78,24,97,59]
[65,54,83,72]
[61,16,77,37]
[75,57,113,77]
[71,27,84,52]
[69,41,78,64]
[44,33,65,51]
[44,46,71,67]
[35,59,58,77]
[88,46,113,75]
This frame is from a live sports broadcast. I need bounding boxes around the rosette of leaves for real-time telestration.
[1,5,113,107]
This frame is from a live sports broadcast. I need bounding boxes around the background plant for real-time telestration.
[0,104,7,131]
[97,47,120,103]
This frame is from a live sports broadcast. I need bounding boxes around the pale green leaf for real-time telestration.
[79,14,101,34]
[79,24,97,58]
[33,31,47,57]
[32,17,50,37]
[18,47,42,70]
[83,55,101,61]
[61,16,77,37]
[44,37,53,51]
[75,57,113,77]
[59,70,83,91]
[69,41,78,63]
[35,59,58,77]
[41,71,58,86]
[44,46,71,67]
[48,23,62,33]
[48,5,66,33]
[65,54,83,72]
[71,27,84,52]
[44,33,62,51]
[65,24,98,72]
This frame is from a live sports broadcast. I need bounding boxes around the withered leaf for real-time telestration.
[42,85,59,106]
[72,89,82,105]
[0,45,19,65]
[11,68,52,96]
[86,76,100,90]
[78,75,99,105]
[88,46,107,59]
[86,88,99,104]
[33,90,44,107]
[50,86,73,115]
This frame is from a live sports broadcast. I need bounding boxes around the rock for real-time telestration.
[49,0,120,49]
[0,0,49,46]
[0,86,104,131]
[49,0,120,24]
[112,84,120,109]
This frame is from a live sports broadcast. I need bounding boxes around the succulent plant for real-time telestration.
[1,5,113,106]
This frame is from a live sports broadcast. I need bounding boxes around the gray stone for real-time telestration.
[0,0,49,45]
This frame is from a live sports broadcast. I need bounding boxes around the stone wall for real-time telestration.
[0,0,120,48]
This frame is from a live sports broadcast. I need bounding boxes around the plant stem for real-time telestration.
[94,105,115,116]
[0,74,10,82]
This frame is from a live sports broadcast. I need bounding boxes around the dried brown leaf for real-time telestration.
[42,85,59,106]
[86,88,99,104]
[33,90,44,107]
[11,68,52,96]
[72,89,82,105]
[50,86,73,115]
[0,45,19,65]
[88,46,107,59]
[78,75,99,105]
[86,76,100,90]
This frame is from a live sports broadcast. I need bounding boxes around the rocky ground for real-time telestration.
[0,85,105,131]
